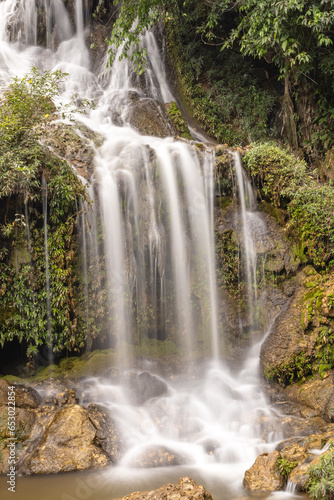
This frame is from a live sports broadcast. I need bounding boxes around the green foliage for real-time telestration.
[276,456,298,478]
[307,446,334,500]
[215,229,239,295]
[243,143,334,266]
[0,69,91,360]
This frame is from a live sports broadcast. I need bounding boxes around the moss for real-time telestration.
[166,101,192,139]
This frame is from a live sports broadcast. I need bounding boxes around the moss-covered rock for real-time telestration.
[261,267,334,388]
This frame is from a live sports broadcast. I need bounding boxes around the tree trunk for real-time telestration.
[280,75,298,150]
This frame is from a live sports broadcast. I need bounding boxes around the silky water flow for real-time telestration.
[0,2,304,499]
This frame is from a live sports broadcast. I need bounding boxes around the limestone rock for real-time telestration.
[115,477,213,500]
[243,451,285,492]
[131,446,184,468]
[18,404,109,474]
[87,403,123,463]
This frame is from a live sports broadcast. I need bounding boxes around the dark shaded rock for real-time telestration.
[87,403,123,464]
[243,451,285,492]
[123,371,168,405]
[18,405,109,474]
[115,477,213,500]
[13,384,42,409]
[131,446,184,468]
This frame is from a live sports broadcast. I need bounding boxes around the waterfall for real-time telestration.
[232,151,264,333]
[0,3,294,499]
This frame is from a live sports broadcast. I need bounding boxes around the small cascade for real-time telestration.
[42,175,53,365]
[232,151,263,332]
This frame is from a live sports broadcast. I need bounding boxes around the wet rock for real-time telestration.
[131,446,184,468]
[243,451,286,492]
[127,94,177,138]
[87,403,123,464]
[115,477,213,500]
[123,372,168,405]
[18,404,109,474]
[289,462,311,491]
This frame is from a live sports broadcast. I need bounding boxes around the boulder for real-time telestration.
[243,451,285,492]
[115,477,213,500]
[123,372,168,405]
[18,404,109,474]
[0,379,10,405]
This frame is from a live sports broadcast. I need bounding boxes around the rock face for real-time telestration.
[115,477,213,500]
[261,267,334,397]
[243,451,285,492]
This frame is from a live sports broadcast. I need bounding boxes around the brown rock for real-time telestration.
[18,404,109,474]
[243,451,285,492]
[115,477,213,500]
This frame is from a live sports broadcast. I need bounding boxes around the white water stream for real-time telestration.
[0,2,305,499]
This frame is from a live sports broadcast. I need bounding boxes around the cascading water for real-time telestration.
[0,2,303,499]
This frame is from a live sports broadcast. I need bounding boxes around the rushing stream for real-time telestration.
[0,1,309,499]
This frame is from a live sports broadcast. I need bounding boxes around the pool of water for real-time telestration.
[0,466,310,500]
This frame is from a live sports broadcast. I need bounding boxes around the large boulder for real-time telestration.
[18,404,109,474]
[243,451,285,492]
[115,477,213,500]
